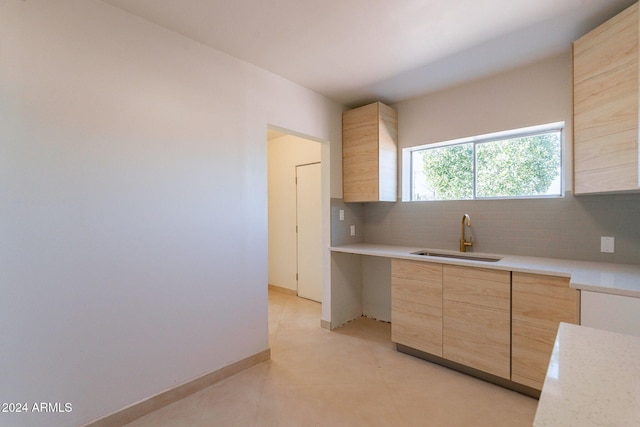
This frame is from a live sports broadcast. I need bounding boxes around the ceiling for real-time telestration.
[101,0,637,107]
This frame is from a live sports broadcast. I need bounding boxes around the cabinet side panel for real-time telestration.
[573,3,639,194]
[377,103,398,202]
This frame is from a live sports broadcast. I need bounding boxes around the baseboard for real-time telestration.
[396,344,540,399]
[83,348,271,427]
[320,319,332,330]
[268,284,297,296]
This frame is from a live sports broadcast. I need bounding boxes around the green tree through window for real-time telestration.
[419,144,473,200]
[476,133,561,197]
[410,126,562,201]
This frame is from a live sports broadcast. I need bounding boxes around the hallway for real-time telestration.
[125,290,537,426]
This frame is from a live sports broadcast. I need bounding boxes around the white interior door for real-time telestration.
[296,162,322,302]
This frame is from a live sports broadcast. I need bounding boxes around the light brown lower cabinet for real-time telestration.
[391,259,443,357]
[443,265,511,379]
[511,272,580,390]
[391,261,581,393]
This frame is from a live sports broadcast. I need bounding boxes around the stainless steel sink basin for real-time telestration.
[412,250,502,263]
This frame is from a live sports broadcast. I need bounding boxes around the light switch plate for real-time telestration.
[339,209,344,221]
[601,236,615,253]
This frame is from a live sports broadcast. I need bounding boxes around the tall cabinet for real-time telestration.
[342,102,397,202]
[573,2,640,194]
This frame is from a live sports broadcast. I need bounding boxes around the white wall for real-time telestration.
[0,1,342,426]
[396,52,572,194]
[268,135,321,292]
[362,256,392,321]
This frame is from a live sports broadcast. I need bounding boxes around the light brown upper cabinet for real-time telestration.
[342,102,397,202]
[573,3,640,194]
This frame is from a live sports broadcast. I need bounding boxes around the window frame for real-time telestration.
[402,122,565,202]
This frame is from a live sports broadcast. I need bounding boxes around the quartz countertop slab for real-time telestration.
[534,323,640,426]
[330,243,640,297]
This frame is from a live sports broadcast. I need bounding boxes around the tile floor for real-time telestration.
[125,290,537,426]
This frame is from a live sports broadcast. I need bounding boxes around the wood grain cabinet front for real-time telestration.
[342,102,397,202]
[390,261,582,394]
[573,2,640,194]
[443,265,511,379]
[391,259,443,357]
[511,272,580,390]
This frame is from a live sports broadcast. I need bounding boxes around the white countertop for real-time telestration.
[534,323,640,426]
[330,243,640,297]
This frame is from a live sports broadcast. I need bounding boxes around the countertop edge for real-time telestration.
[330,243,640,298]
[534,323,640,426]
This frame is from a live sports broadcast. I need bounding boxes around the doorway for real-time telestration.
[267,131,322,302]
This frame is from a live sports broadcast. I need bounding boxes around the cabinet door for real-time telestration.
[573,3,639,194]
[512,273,580,390]
[342,102,397,202]
[391,259,442,357]
[443,265,511,379]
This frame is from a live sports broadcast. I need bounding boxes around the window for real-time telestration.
[404,123,563,201]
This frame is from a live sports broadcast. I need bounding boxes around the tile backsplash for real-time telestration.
[332,192,640,264]
[331,199,364,246]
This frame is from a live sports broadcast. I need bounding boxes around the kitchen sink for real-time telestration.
[412,250,502,263]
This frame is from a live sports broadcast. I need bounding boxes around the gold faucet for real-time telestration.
[460,214,472,252]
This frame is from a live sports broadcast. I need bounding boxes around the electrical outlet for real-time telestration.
[339,209,344,221]
[601,236,615,253]
[350,225,356,236]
